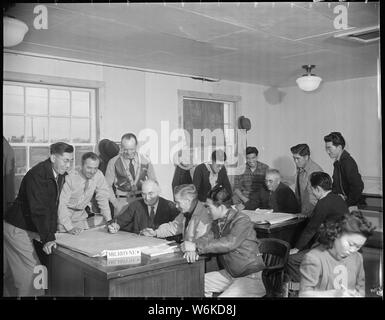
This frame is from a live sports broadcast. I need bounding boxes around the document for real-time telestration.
[242,210,298,225]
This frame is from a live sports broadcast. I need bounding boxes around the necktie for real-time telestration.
[56,174,65,206]
[296,169,302,206]
[149,206,155,228]
[129,158,136,180]
[84,179,90,193]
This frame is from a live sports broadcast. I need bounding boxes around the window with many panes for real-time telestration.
[3,81,97,195]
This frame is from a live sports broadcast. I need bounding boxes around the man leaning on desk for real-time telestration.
[107,179,178,234]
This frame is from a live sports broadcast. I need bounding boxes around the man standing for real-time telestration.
[57,152,112,234]
[105,133,157,216]
[3,136,15,213]
[324,132,364,209]
[290,143,323,216]
[107,180,178,234]
[3,142,74,296]
[245,169,300,213]
[233,146,269,206]
[141,184,212,242]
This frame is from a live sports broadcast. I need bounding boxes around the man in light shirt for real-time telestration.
[58,152,112,234]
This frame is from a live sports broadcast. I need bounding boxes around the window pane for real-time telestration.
[50,89,70,116]
[74,145,94,171]
[14,147,27,174]
[72,91,90,117]
[30,147,50,168]
[71,119,90,143]
[50,117,70,142]
[26,116,49,143]
[26,87,48,115]
[4,115,25,143]
[3,85,24,114]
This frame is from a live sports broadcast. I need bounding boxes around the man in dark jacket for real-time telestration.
[324,131,364,208]
[244,169,300,213]
[284,172,349,283]
[3,142,74,296]
[3,136,15,213]
[107,179,178,234]
[192,149,232,202]
[182,186,265,297]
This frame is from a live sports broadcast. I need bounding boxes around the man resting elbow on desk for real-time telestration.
[180,185,266,297]
[139,184,212,242]
[57,152,112,235]
[107,179,179,234]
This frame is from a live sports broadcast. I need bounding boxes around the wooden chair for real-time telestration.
[258,238,290,297]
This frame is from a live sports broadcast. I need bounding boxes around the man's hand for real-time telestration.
[43,241,57,255]
[290,248,299,255]
[68,227,83,235]
[181,241,196,253]
[141,228,156,237]
[183,251,199,263]
[107,223,120,234]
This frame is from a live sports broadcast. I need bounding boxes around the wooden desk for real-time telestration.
[254,217,308,247]
[48,246,204,297]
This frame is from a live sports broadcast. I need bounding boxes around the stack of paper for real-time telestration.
[242,210,298,225]
[141,242,180,257]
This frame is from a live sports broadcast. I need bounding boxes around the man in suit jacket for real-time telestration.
[107,179,178,234]
[324,132,364,209]
[285,171,349,283]
[245,169,300,213]
[4,142,74,296]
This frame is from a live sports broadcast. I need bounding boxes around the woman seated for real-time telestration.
[299,211,375,297]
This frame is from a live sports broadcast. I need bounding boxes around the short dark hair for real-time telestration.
[121,133,138,144]
[246,146,259,157]
[324,132,345,149]
[318,211,375,249]
[310,171,332,191]
[50,142,74,155]
[207,184,232,208]
[290,143,310,156]
[81,152,100,165]
[211,149,227,162]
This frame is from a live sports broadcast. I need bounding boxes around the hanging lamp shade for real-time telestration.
[3,16,29,47]
[296,65,322,92]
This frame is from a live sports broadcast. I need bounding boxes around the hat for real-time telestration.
[98,139,119,160]
[238,116,251,131]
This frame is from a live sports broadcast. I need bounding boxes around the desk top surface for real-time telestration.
[253,216,307,232]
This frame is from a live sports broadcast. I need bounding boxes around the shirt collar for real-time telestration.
[319,190,331,200]
[52,168,59,180]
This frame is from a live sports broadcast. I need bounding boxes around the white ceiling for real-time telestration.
[5,2,380,87]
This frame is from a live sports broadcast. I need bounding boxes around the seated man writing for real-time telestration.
[141,184,212,242]
[181,185,266,297]
[107,179,178,234]
[244,169,300,213]
[58,152,112,234]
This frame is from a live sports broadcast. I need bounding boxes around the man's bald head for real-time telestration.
[265,169,281,192]
[141,179,160,206]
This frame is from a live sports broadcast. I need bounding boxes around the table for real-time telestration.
[48,245,204,297]
[253,217,308,247]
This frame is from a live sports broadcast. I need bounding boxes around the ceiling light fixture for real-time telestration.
[296,65,322,92]
[3,16,29,47]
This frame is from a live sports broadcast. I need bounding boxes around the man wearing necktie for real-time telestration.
[108,180,178,234]
[4,142,74,296]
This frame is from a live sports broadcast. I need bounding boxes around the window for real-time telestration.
[3,81,97,195]
[178,91,240,168]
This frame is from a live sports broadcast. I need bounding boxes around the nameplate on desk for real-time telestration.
[106,255,142,266]
[106,248,141,260]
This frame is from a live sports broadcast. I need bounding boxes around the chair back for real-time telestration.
[258,238,290,297]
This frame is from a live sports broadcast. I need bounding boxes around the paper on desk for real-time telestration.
[242,210,297,225]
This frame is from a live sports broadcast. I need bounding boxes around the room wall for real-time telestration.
[3,52,382,200]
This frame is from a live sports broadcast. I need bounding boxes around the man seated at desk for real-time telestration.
[284,172,349,287]
[58,152,112,234]
[181,185,266,297]
[141,184,212,242]
[107,179,178,234]
[243,169,300,213]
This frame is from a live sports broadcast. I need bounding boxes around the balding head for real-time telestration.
[265,169,281,192]
[141,179,160,206]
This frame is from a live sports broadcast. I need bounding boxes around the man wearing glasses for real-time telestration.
[3,142,74,296]
[105,133,157,217]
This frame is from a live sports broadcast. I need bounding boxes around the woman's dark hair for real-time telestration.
[324,132,346,149]
[318,211,375,249]
[290,143,310,156]
[207,184,232,208]
[310,171,332,191]
[211,149,227,162]
[246,146,259,157]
